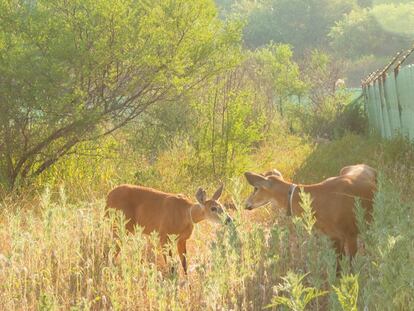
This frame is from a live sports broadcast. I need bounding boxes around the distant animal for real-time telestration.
[335,78,346,91]
[244,164,376,258]
[106,184,231,273]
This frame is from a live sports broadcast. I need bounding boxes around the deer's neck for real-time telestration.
[271,182,291,210]
[271,181,308,216]
[190,204,205,224]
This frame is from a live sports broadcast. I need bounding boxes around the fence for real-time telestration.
[362,46,414,140]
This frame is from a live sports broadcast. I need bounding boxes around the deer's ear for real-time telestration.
[195,187,207,204]
[244,172,271,189]
[270,169,284,180]
[212,184,223,201]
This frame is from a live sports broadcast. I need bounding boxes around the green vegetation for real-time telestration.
[1,0,413,310]
[1,132,414,310]
[218,0,414,85]
[333,274,359,311]
[0,0,240,189]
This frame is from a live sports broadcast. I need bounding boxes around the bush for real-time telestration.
[285,90,367,140]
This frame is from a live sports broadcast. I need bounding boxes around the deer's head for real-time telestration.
[195,185,232,224]
[244,170,285,210]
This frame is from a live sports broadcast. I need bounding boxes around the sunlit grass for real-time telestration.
[1,133,413,310]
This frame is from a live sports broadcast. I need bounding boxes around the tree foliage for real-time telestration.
[243,0,356,52]
[191,69,266,179]
[127,43,308,181]
[250,44,307,116]
[329,4,414,59]
[0,0,241,188]
[216,0,414,85]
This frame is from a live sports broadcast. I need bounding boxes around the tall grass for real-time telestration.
[0,185,335,310]
[1,133,413,310]
[1,180,413,310]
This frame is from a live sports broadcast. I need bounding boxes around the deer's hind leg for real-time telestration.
[345,235,358,259]
[332,237,345,274]
[159,234,170,264]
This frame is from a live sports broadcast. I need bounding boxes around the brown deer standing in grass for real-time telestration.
[106,184,231,273]
[244,164,376,258]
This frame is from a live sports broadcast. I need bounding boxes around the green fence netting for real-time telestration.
[364,62,414,141]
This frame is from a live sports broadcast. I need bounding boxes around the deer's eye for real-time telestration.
[211,207,217,212]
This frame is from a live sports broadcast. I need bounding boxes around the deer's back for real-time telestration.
[308,171,376,237]
[106,184,193,235]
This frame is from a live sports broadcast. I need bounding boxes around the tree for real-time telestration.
[0,0,241,189]
[243,0,357,52]
[328,2,414,83]
[191,68,266,179]
[250,44,307,117]
[329,5,413,59]
[301,50,346,106]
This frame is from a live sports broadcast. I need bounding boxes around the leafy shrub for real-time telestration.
[286,90,367,140]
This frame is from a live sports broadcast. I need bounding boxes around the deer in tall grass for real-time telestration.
[244,164,377,258]
[106,184,231,273]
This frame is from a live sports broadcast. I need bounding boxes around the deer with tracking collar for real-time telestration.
[106,184,232,273]
[244,164,376,257]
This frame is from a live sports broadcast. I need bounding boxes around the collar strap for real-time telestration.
[287,184,297,216]
[189,205,195,224]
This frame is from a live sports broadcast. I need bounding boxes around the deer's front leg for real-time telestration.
[177,238,188,274]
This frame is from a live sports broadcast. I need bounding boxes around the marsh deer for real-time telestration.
[106,184,232,273]
[244,164,376,258]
